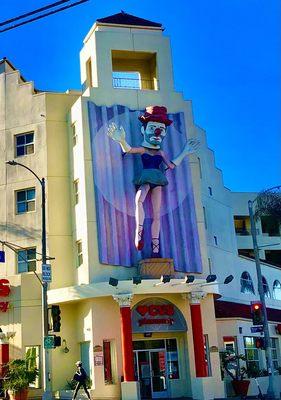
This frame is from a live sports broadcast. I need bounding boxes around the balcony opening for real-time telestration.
[261,216,280,237]
[265,250,281,267]
[234,216,251,235]
[111,50,158,90]
[238,249,255,258]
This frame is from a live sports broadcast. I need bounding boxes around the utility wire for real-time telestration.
[0,0,70,27]
[0,240,43,286]
[0,0,89,33]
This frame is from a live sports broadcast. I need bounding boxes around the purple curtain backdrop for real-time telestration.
[88,101,202,273]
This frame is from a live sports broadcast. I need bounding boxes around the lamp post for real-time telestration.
[248,185,281,399]
[6,160,52,400]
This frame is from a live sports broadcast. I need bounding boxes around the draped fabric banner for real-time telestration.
[88,101,202,273]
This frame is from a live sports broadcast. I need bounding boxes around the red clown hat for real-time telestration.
[138,106,173,126]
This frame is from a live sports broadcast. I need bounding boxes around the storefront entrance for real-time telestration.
[132,298,187,399]
[134,338,180,399]
[134,348,168,398]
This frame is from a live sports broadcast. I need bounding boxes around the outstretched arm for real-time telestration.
[171,138,200,167]
[107,123,144,154]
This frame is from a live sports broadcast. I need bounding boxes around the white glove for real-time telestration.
[107,123,131,153]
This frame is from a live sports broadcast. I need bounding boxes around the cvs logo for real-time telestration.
[0,279,10,297]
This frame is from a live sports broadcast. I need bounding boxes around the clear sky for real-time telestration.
[1,0,280,192]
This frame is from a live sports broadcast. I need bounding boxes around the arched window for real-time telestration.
[273,280,281,300]
[240,272,255,294]
[262,276,271,298]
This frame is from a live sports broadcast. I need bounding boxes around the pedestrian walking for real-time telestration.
[72,361,91,400]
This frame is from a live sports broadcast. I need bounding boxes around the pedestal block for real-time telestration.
[121,381,140,400]
[139,258,174,278]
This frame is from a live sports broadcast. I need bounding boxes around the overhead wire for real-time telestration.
[0,0,89,33]
[0,0,71,27]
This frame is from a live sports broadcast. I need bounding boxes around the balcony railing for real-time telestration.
[112,77,158,90]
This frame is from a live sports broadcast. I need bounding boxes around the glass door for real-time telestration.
[136,351,152,399]
[150,350,168,398]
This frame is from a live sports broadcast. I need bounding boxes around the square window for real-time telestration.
[77,241,83,266]
[74,180,79,205]
[16,188,35,214]
[17,247,37,273]
[15,132,34,157]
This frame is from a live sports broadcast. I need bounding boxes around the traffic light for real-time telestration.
[250,301,264,325]
[54,336,61,347]
[51,305,61,332]
[255,337,265,349]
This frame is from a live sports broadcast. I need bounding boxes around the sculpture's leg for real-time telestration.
[135,184,150,250]
[151,186,162,255]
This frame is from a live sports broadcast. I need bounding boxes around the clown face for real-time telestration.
[141,121,167,149]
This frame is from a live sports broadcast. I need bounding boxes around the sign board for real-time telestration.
[94,352,104,366]
[251,326,264,333]
[132,298,187,333]
[0,251,5,263]
[44,336,55,349]
[42,264,52,283]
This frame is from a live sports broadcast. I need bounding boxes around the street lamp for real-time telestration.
[6,160,52,400]
[248,185,281,399]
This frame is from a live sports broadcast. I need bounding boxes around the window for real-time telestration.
[273,280,281,300]
[86,58,93,87]
[16,188,35,214]
[197,157,202,178]
[244,336,261,371]
[271,338,280,370]
[77,241,83,266]
[15,132,34,157]
[166,339,180,379]
[240,271,255,294]
[74,180,79,205]
[262,276,271,298]
[204,335,212,376]
[17,248,37,273]
[234,216,251,236]
[203,207,207,229]
[72,123,77,146]
[25,346,40,388]
[208,186,213,196]
[103,340,114,384]
[214,236,218,246]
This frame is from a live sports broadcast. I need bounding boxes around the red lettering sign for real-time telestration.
[138,318,174,326]
[0,279,10,297]
[136,304,174,317]
[0,302,9,312]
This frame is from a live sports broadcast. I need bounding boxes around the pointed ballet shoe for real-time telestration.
[135,225,144,251]
[151,238,160,257]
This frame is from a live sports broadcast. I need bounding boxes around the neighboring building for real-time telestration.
[0,11,280,400]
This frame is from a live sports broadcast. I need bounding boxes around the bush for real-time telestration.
[3,359,38,393]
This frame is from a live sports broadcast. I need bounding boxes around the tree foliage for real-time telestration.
[254,187,281,224]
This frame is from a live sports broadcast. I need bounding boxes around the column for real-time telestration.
[0,336,9,377]
[189,292,208,378]
[113,293,135,382]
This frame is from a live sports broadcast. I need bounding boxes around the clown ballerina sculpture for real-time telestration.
[107,106,200,256]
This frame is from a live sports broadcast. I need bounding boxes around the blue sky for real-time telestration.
[1,0,280,192]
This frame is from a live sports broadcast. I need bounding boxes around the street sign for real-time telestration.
[251,326,264,333]
[44,335,55,349]
[42,264,52,282]
[0,251,5,263]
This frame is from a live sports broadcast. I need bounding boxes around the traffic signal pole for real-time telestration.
[41,178,52,400]
[249,200,275,399]
[6,162,52,400]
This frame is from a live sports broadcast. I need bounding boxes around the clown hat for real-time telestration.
[138,106,173,126]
